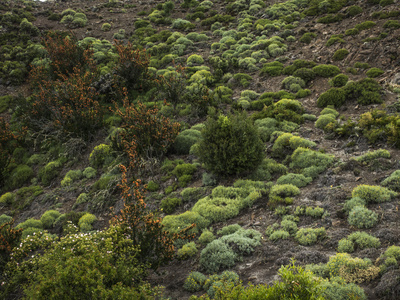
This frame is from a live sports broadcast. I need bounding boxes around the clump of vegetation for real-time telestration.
[338,232,380,253]
[348,206,378,229]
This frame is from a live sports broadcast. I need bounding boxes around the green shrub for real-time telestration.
[347,231,380,249]
[351,184,397,203]
[321,107,339,117]
[199,229,215,245]
[271,133,316,158]
[305,206,325,218]
[348,206,378,229]
[75,193,89,205]
[0,96,12,113]
[204,271,240,298]
[269,229,290,241]
[329,74,348,87]
[61,170,83,187]
[355,21,376,31]
[162,211,210,235]
[281,219,298,235]
[231,73,253,88]
[146,180,159,192]
[312,64,341,78]
[173,129,202,155]
[83,167,97,179]
[317,88,346,108]
[8,165,34,189]
[326,253,379,283]
[317,14,343,24]
[219,229,261,256]
[183,272,207,292]
[381,170,400,191]
[366,67,384,78]
[276,173,312,188]
[78,213,97,232]
[160,197,182,214]
[290,147,335,179]
[16,218,43,230]
[101,23,111,31]
[281,76,306,93]
[346,5,363,16]
[299,32,317,44]
[253,99,305,124]
[217,224,242,236]
[177,242,198,259]
[343,78,383,105]
[0,214,13,225]
[295,227,326,246]
[383,20,400,29]
[343,197,366,213]
[315,114,336,130]
[0,192,15,205]
[337,239,355,253]
[380,245,400,274]
[292,68,316,84]
[187,54,204,66]
[197,113,264,177]
[321,277,367,300]
[89,144,112,168]
[354,149,390,163]
[269,184,300,207]
[345,28,359,36]
[260,61,284,77]
[332,49,349,61]
[39,210,61,229]
[199,239,237,273]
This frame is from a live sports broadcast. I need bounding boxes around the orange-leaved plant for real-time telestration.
[0,220,22,271]
[111,165,195,271]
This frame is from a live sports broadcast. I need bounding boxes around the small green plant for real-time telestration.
[177,242,198,259]
[315,114,337,131]
[299,32,317,44]
[381,170,400,191]
[101,23,111,31]
[329,74,348,87]
[160,197,182,214]
[40,210,61,229]
[317,88,346,108]
[348,206,378,229]
[332,49,349,61]
[83,167,97,179]
[78,213,97,232]
[343,197,366,213]
[338,231,380,253]
[269,229,290,241]
[199,229,215,245]
[295,227,326,246]
[276,173,312,188]
[183,271,207,292]
[351,184,397,203]
[312,64,341,78]
[366,67,384,78]
[217,224,242,236]
[290,147,335,179]
[269,184,300,207]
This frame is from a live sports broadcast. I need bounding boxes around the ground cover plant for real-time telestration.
[0,0,399,298]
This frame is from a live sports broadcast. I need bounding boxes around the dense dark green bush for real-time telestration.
[332,49,349,61]
[253,99,305,124]
[343,78,383,105]
[329,74,348,87]
[312,64,341,78]
[317,88,346,108]
[197,113,264,177]
[260,61,284,76]
[366,67,384,78]
[299,32,317,44]
[292,68,316,84]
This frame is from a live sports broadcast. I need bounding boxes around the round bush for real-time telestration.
[366,67,384,78]
[351,184,396,203]
[315,114,336,130]
[317,88,346,108]
[184,271,207,292]
[197,113,264,177]
[348,206,378,229]
[329,74,349,87]
[41,210,61,229]
[173,129,202,155]
[332,49,349,61]
[199,239,237,273]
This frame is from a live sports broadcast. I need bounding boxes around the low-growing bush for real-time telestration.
[162,211,210,235]
[351,184,397,203]
[312,64,341,78]
[332,49,349,61]
[160,197,182,214]
[78,213,97,232]
[317,88,346,108]
[338,231,380,253]
[343,197,366,213]
[199,239,237,273]
[198,229,215,245]
[315,114,337,130]
[183,271,207,292]
[40,210,61,229]
[295,227,326,246]
[269,184,300,207]
[217,224,242,236]
[290,147,335,179]
[329,74,348,87]
[276,173,312,187]
[269,229,290,241]
[177,242,198,259]
[348,206,378,229]
[366,67,384,78]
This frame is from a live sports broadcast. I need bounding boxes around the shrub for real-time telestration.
[381,170,400,191]
[89,144,112,168]
[16,218,43,230]
[39,161,61,186]
[217,224,242,236]
[295,227,326,246]
[162,211,210,235]
[348,206,378,229]
[197,113,264,177]
[337,239,355,253]
[290,147,335,179]
[299,32,317,44]
[269,184,300,207]
[187,54,204,66]
[305,206,325,218]
[383,20,400,29]
[101,23,111,31]
[253,99,305,124]
[332,49,349,61]
[40,210,61,229]
[271,133,316,158]
[199,239,237,273]
[173,129,201,155]
[347,231,380,249]
[346,5,363,16]
[345,28,359,36]
[184,272,207,292]
[343,197,366,213]
[7,165,34,189]
[276,173,312,188]
[269,229,290,241]
[260,61,284,76]
[281,219,298,235]
[281,76,306,92]
[83,167,96,179]
[321,277,367,300]
[343,78,383,105]
[292,68,316,84]
[329,74,348,87]
[351,184,397,203]
[160,197,182,214]
[317,88,346,108]
[177,242,198,259]
[78,213,97,232]
[61,170,83,187]
[326,253,379,283]
[199,229,215,245]
[355,21,376,31]
[312,64,341,78]
[315,114,336,130]
[366,67,384,78]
